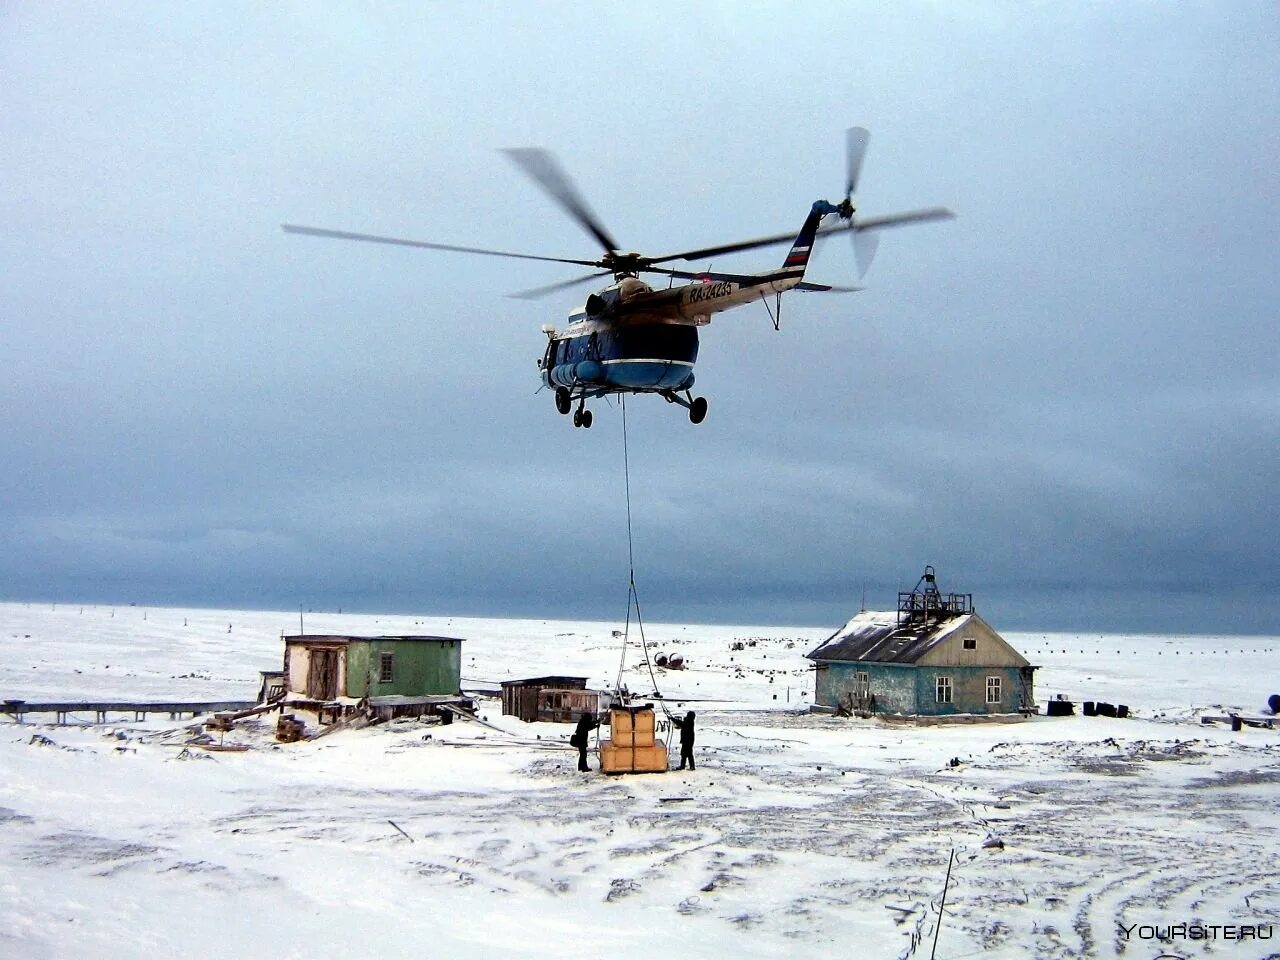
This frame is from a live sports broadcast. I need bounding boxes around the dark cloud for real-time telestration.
[2,4,1277,632]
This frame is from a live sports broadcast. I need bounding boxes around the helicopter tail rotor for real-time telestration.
[844,126,869,211]
[839,126,881,279]
[852,230,879,279]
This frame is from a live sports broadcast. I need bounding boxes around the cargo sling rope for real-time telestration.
[611,394,676,753]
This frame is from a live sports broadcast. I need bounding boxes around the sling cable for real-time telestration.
[599,393,674,774]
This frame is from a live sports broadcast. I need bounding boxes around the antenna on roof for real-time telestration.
[860,580,867,612]
[898,565,973,625]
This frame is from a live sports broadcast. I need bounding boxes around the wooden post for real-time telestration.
[931,848,955,960]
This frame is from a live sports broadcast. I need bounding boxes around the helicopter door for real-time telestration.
[542,338,559,379]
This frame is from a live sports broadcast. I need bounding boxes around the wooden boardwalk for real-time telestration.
[1,699,257,724]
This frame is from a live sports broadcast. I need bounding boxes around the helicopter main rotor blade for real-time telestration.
[281,224,604,268]
[648,206,955,266]
[846,126,870,199]
[838,206,955,233]
[502,148,621,254]
[508,270,613,301]
[647,228,810,264]
[637,265,731,281]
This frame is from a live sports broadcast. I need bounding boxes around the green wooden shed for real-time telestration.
[283,634,463,702]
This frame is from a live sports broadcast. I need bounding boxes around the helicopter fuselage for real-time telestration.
[542,315,700,394]
[539,269,807,399]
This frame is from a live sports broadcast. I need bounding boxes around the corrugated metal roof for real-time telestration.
[806,610,972,664]
[282,634,465,644]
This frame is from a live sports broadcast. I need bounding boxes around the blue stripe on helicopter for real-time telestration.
[601,359,695,390]
[546,358,694,391]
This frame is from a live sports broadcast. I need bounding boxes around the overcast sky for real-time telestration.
[2,3,1277,633]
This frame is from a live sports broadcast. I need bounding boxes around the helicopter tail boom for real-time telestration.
[780,201,839,275]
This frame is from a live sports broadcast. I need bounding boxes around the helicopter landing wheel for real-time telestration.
[581,409,593,429]
[555,387,571,415]
[572,409,582,428]
[689,396,708,425]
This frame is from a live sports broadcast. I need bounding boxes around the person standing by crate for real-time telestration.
[572,712,600,772]
[672,711,696,770]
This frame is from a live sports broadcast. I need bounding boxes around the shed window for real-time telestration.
[379,652,395,683]
[963,637,976,650]
[936,676,953,704]
[987,676,1002,704]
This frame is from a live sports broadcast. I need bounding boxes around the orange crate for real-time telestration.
[599,739,668,774]
[609,705,657,745]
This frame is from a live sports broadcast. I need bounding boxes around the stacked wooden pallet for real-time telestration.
[275,714,306,743]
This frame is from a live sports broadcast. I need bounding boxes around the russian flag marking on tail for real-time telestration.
[781,201,838,275]
[784,245,811,268]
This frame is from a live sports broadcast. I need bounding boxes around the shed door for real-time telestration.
[307,649,340,700]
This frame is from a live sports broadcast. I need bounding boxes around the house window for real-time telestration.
[963,637,976,650]
[379,652,394,683]
[987,676,1002,704]
[936,676,953,704]
[856,671,869,684]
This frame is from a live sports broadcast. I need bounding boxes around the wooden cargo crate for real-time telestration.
[609,704,656,745]
[599,739,668,774]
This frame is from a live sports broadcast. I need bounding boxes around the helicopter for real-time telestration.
[283,128,953,428]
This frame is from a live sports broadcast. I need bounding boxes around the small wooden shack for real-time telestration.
[500,676,599,723]
[283,634,467,719]
[807,567,1036,720]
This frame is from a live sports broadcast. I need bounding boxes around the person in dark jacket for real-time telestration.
[572,712,600,772]
[671,710,696,770]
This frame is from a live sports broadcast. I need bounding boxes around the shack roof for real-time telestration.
[283,634,465,645]
[806,610,972,664]
[499,676,589,688]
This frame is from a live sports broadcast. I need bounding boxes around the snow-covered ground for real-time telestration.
[1,602,1277,959]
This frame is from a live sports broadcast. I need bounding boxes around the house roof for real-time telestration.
[499,676,589,688]
[283,634,465,645]
[806,610,973,664]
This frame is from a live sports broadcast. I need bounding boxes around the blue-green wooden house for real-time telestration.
[807,569,1036,719]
